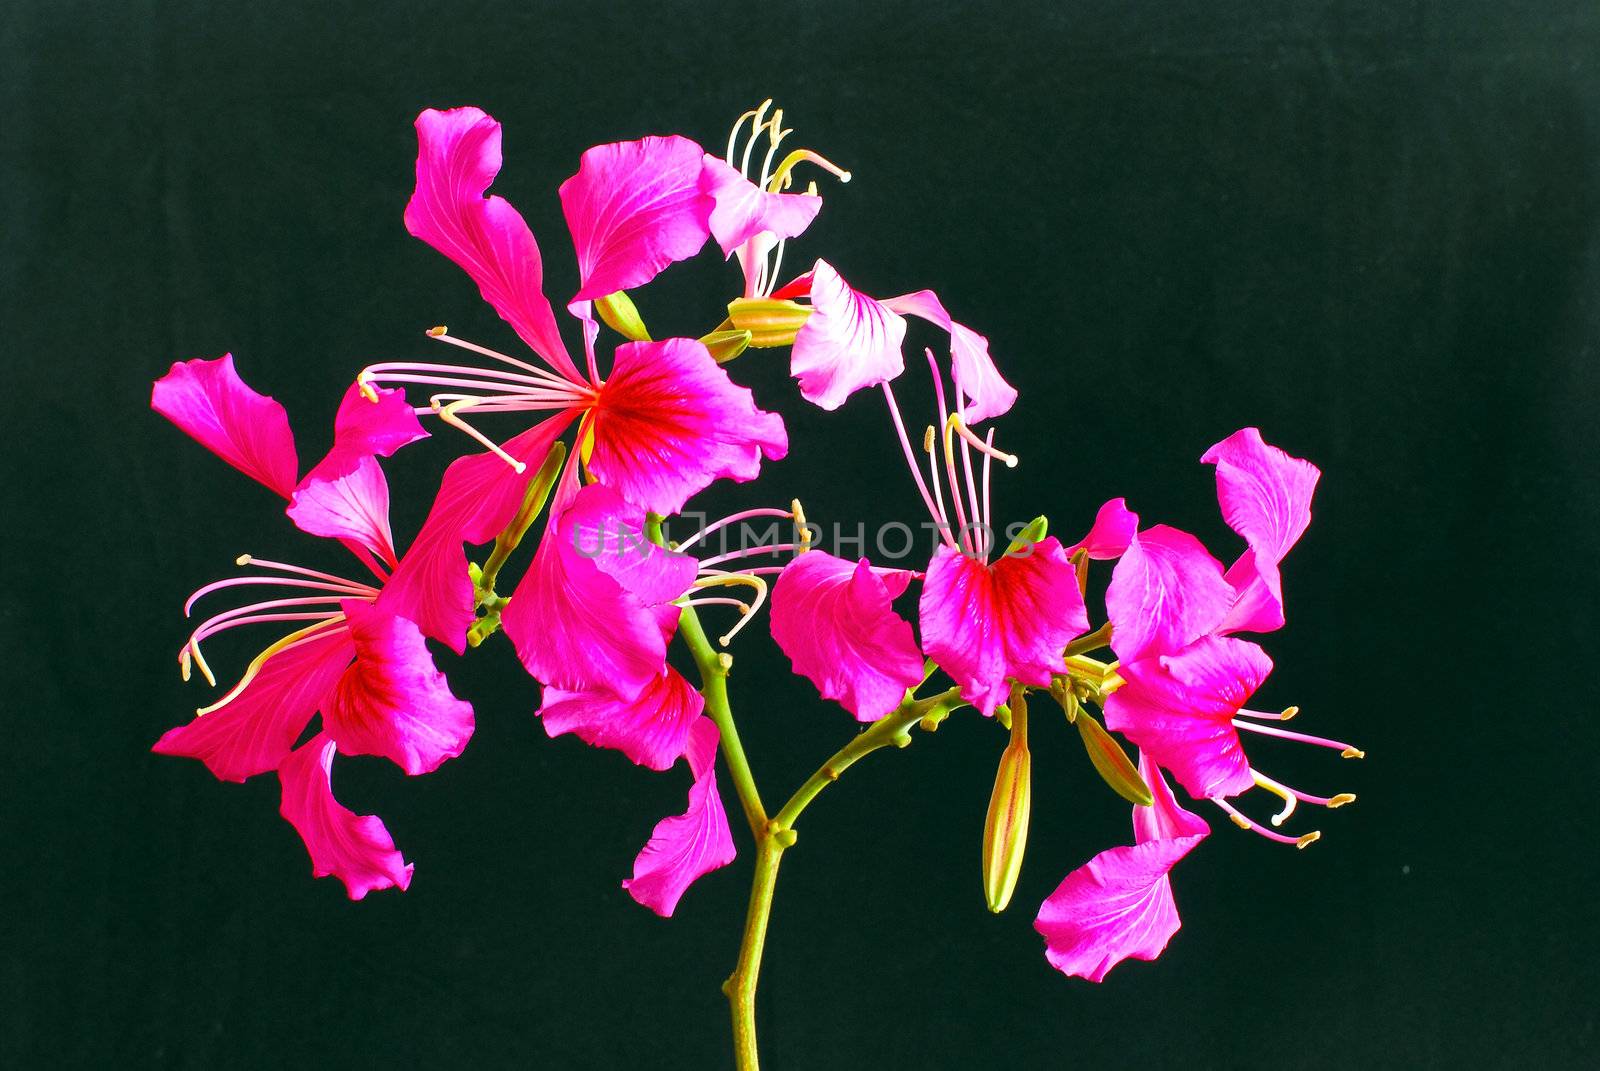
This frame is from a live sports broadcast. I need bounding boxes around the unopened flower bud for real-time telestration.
[983,687,1032,914]
[595,290,651,342]
[727,297,812,347]
[1074,708,1153,807]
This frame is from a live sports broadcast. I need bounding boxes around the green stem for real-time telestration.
[676,603,766,836]
[723,835,782,1071]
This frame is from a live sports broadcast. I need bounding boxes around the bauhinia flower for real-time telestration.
[363,105,788,650]
[151,355,472,898]
[1102,429,1360,841]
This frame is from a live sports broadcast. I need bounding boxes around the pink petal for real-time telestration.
[587,337,788,514]
[622,717,736,917]
[1201,428,1321,635]
[325,382,428,471]
[557,482,698,606]
[1033,834,1202,982]
[790,260,906,410]
[153,624,354,782]
[286,455,398,567]
[770,552,925,722]
[321,600,475,776]
[539,667,705,772]
[378,413,574,651]
[278,733,414,900]
[700,155,822,258]
[560,135,714,301]
[1102,635,1272,799]
[501,473,676,698]
[882,290,1018,424]
[918,539,1087,717]
[151,354,299,498]
[1132,750,1210,844]
[404,107,578,381]
[1105,525,1233,664]
[1066,498,1139,561]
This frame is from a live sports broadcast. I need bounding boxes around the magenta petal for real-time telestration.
[561,135,714,301]
[1103,635,1271,799]
[1216,550,1286,635]
[379,414,574,651]
[700,155,822,258]
[558,482,698,606]
[771,552,925,722]
[287,455,398,567]
[587,337,788,514]
[790,260,906,410]
[918,539,1088,717]
[539,667,705,772]
[622,718,736,917]
[1033,834,1202,982]
[153,625,354,782]
[321,601,475,776]
[882,290,1018,424]
[501,479,673,698]
[1105,525,1233,664]
[278,734,413,900]
[151,354,299,498]
[1133,750,1210,844]
[1067,498,1139,561]
[405,107,577,380]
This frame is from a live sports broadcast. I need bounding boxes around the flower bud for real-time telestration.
[699,328,754,364]
[982,687,1032,913]
[1074,708,1153,807]
[595,290,651,341]
[727,297,812,347]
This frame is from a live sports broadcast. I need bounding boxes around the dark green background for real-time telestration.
[4,1,1596,1066]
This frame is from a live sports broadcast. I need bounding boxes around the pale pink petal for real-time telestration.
[882,290,1018,424]
[1132,750,1210,844]
[287,455,398,567]
[918,539,1087,717]
[1201,428,1321,635]
[622,717,736,917]
[321,600,475,776]
[378,413,574,651]
[558,482,698,606]
[1105,525,1233,664]
[560,135,714,301]
[404,107,577,380]
[1103,635,1272,799]
[700,155,822,257]
[539,667,705,772]
[1033,834,1202,982]
[151,354,299,498]
[303,382,429,482]
[278,733,413,900]
[501,473,674,698]
[587,337,788,514]
[153,625,354,782]
[771,552,924,722]
[790,260,906,410]
[1066,498,1139,561]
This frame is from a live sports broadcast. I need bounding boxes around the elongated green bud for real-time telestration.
[1075,707,1154,806]
[699,328,753,364]
[496,441,567,554]
[983,686,1032,913]
[727,297,812,347]
[595,291,651,341]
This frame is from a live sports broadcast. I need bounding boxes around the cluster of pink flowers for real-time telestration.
[153,101,1360,989]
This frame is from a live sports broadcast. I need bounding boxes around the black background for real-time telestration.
[4,1,1598,1067]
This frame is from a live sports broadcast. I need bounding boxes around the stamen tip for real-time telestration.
[235,553,253,566]
[1270,813,1286,827]
[1228,814,1252,830]
[923,426,935,452]
[1281,705,1300,720]
[1004,455,1019,469]
[837,170,852,183]
[1341,747,1366,760]
[1296,831,1322,849]
[427,325,449,337]
[1329,793,1357,808]
[718,633,734,647]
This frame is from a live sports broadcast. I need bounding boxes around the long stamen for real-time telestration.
[740,100,773,176]
[675,507,797,553]
[195,619,346,716]
[881,383,950,544]
[927,352,974,556]
[981,428,995,533]
[1233,718,1366,758]
[691,571,771,645]
[758,116,792,188]
[231,555,379,591]
[956,415,984,556]
[726,100,768,164]
[426,326,579,385]
[948,414,1018,468]
[1238,705,1300,721]
[1213,798,1321,849]
[184,574,372,616]
[766,149,852,193]
[697,543,804,569]
[1251,769,1299,826]
[363,360,581,392]
[186,607,345,686]
[436,398,526,473]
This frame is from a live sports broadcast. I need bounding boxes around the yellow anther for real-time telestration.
[1228,813,1252,831]
[1341,747,1366,760]
[235,553,253,566]
[923,425,936,453]
[1328,793,1357,808]
[1280,705,1300,720]
[1295,831,1322,850]
[427,325,448,337]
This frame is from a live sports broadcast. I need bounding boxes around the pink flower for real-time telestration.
[152,356,470,898]
[1035,753,1208,981]
[622,717,737,917]
[770,551,925,722]
[1065,497,1139,560]
[371,106,788,650]
[789,259,1017,422]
